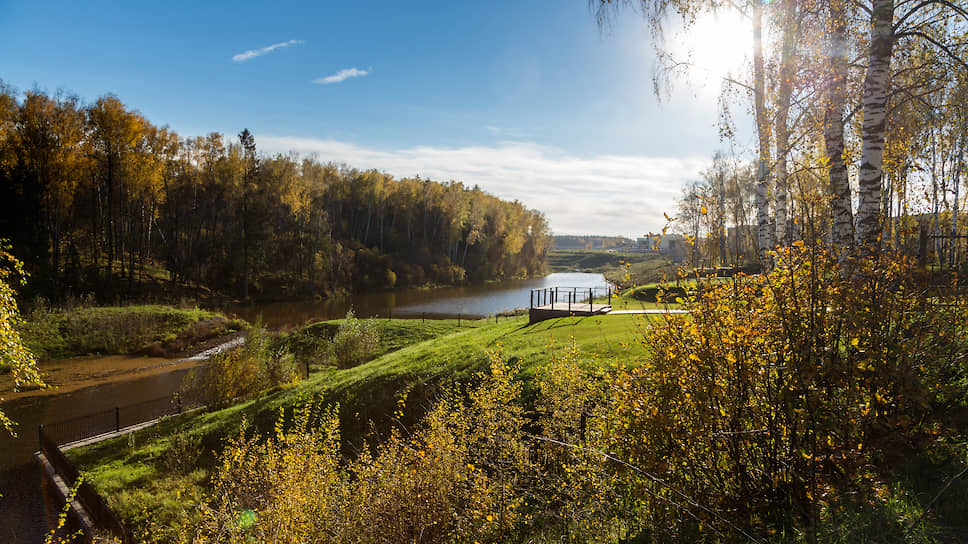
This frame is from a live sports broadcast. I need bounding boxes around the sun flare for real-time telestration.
[666,9,751,94]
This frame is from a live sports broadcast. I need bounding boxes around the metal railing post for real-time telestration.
[589,288,593,311]
[115,407,120,433]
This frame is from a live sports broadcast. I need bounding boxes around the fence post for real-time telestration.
[38,423,44,451]
[589,288,593,311]
[458,313,461,327]
[115,407,120,433]
[422,312,425,323]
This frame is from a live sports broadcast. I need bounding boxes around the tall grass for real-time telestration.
[18,304,243,360]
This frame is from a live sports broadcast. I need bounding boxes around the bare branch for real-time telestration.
[895,29,968,72]
[894,0,968,32]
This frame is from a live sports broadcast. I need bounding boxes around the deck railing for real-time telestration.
[529,286,612,311]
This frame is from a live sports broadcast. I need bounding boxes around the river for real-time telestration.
[229,271,609,327]
[0,272,607,539]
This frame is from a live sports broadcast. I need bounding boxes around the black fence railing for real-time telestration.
[529,286,612,310]
[386,310,484,323]
[40,426,131,543]
[43,392,204,448]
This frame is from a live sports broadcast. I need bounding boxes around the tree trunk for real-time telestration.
[952,133,964,267]
[825,0,854,259]
[774,0,798,248]
[753,0,775,268]
[856,0,895,253]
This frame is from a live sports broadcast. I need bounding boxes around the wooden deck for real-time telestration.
[528,303,612,323]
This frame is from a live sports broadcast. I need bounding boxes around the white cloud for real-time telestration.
[259,136,709,237]
[313,68,370,85]
[232,39,304,62]
[486,125,529,139]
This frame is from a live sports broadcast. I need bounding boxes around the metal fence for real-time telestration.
[43,392,204,448]
[40,426,131,543]
[529,286,612,310]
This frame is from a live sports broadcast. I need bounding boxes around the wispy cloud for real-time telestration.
[313,68,370,85]
[258,136,709,236]
[486,125,529,139]
[232,39,304,62]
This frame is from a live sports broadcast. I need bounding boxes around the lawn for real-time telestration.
[66,312,657,540]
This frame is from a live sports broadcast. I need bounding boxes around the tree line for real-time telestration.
[601,0,968,271]
[0,84,551,300]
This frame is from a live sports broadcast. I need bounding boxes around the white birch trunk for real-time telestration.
[774,0,798,247]
[952,133,964,266]
[855,0,895,253]
[825,0,854,259]
[753,0,775,268]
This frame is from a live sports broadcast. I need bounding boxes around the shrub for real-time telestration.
[181,325,299,407]
[180,353,537,543]
[603,243,968,541]
[330,309,379,369]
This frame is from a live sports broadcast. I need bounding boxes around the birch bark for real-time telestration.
[754,0,775,267]
[825,0,854,258]
[774,0,799,247]
[855,0,895,253]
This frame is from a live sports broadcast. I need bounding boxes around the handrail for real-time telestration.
[39,425,131,543]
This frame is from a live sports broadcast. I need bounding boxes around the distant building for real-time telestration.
[636,232,686,261]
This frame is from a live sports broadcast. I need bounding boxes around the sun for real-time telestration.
[665,9,751,95]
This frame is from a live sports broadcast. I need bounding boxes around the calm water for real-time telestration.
[0,368,194,541]
[231,272,609,327]
[0,272,607,537]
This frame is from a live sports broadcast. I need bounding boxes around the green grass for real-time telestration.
[549,249,673,277]
[67,313,656,538]
[282,317,485,364]
[18,305,245,361]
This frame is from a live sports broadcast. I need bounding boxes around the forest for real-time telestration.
[0,85,551,301]
[593,0,968,272]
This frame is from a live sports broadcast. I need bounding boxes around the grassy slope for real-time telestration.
[67,313,656,535]
[17,305,244,361]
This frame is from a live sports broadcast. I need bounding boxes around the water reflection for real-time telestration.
[230,272,609,328]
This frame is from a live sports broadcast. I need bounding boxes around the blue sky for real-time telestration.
[1,0,754,237]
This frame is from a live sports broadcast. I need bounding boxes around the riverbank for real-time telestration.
[15,304,247,362]
[0,332,246,402]
[66,312,656,540]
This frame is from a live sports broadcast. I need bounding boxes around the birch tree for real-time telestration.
[823,0,855,258]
